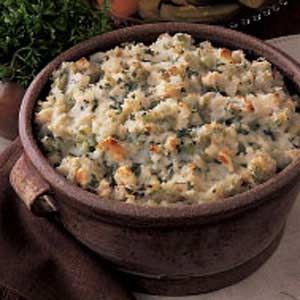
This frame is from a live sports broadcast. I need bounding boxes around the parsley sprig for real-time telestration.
[0,0,110,88]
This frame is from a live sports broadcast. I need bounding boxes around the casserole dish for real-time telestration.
[10,23,300,296]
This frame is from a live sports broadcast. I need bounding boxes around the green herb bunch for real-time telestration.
[0,0,110,88]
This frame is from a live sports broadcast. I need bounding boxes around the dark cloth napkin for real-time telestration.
[0,139,135,300]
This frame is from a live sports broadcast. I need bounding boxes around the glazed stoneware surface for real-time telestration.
[12,25,300,295]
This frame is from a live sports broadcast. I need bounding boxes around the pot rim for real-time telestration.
[19,23,300,226]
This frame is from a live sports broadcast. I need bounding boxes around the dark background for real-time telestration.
[242,0,300,39]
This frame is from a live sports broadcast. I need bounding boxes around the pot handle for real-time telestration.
[9,154,58,217]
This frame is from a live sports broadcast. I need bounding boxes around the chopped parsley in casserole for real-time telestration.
[35,33,300,206]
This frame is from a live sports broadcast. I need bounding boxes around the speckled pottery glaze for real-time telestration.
[12,24,300,296]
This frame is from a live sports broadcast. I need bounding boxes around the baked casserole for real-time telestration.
[35,33,300,205]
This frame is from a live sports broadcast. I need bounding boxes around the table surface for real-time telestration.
[242,0,300,39]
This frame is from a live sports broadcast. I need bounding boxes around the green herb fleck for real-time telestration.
[148,101,160,109]
[186,67,198,78]
[237,142,246,155]
[131,162,141,176]
[237,127,249,135]
[91,99,98,112]
[89,174,99,189]
[104,162,117,187]
[145,49,154,56]
[263,129,276,141]
[291,136,300,148]
[125,82,138,93]
[176,128,191,138]
[248,120,260,131]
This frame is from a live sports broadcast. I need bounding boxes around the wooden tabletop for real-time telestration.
[242,0,300,39]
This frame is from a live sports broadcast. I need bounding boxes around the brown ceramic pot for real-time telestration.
[9,24,300,296]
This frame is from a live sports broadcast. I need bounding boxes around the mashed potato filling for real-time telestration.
[35,33,300,205]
